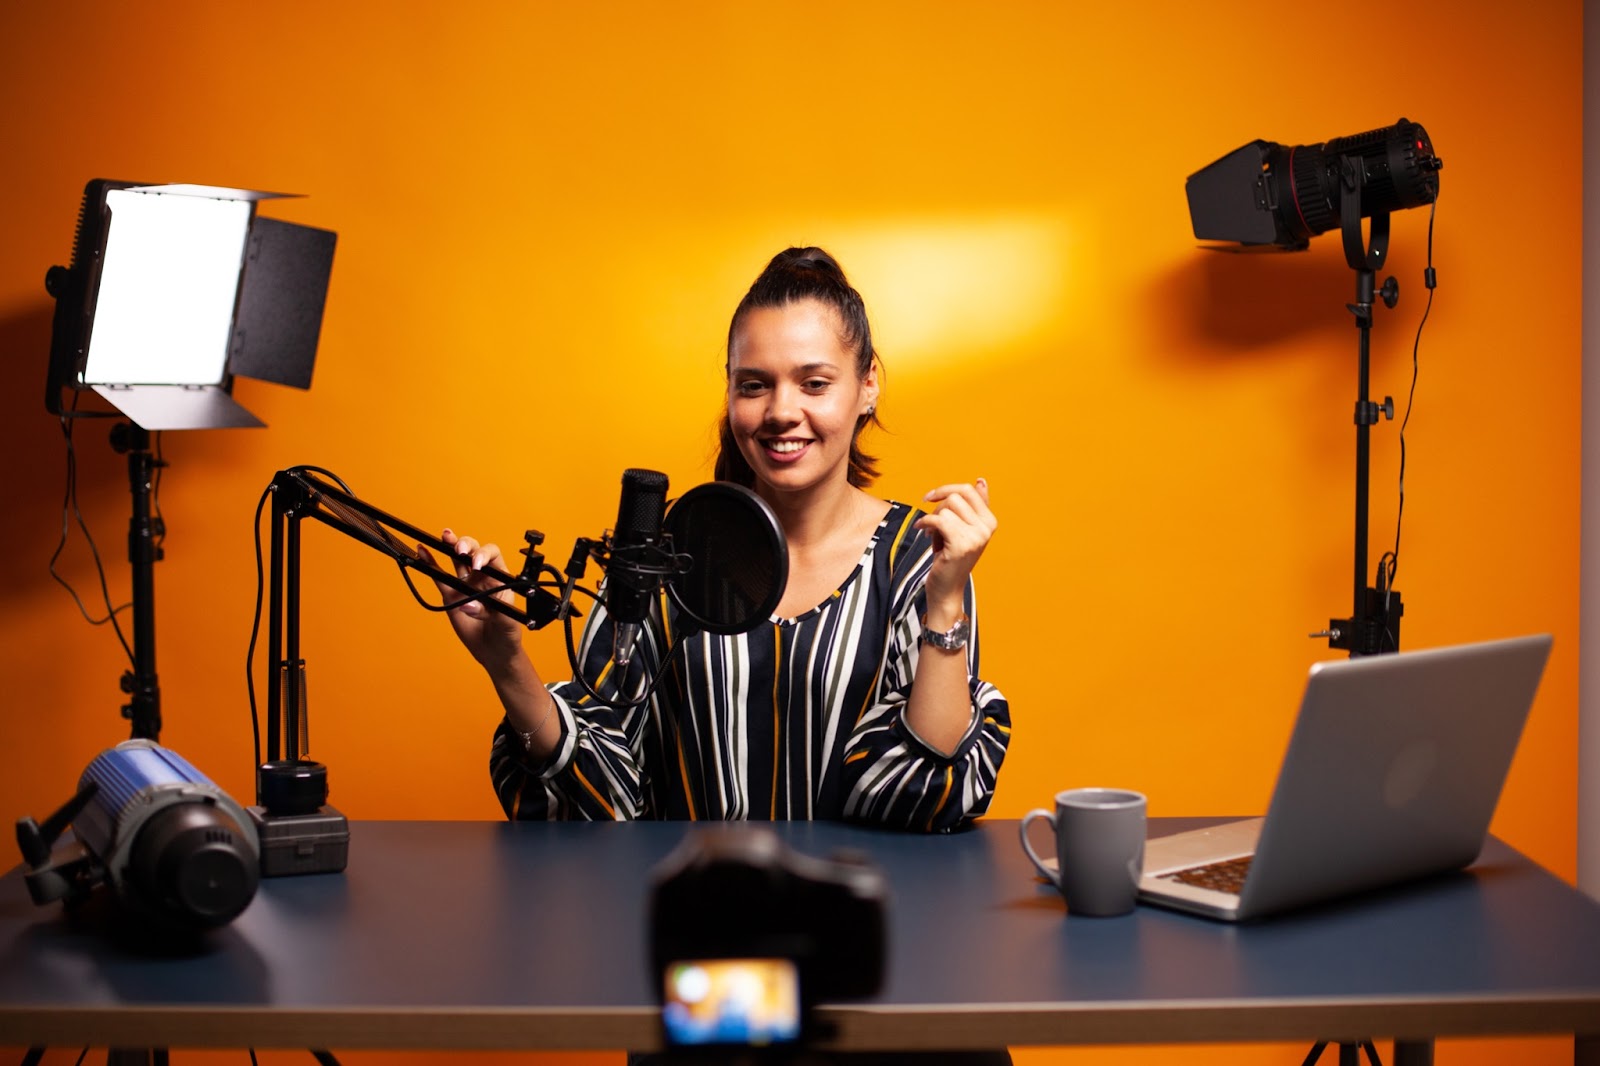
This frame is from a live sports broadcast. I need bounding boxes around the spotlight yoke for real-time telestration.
[1185,120,1443,658]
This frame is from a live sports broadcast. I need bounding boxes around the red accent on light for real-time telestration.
[1288,145,1311,236]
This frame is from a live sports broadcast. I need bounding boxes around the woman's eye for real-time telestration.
[736,381,767,396]
[803,379,831,392]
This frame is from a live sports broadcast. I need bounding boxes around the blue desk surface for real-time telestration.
[2,818,1599,1051]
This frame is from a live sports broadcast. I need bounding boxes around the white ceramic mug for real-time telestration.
[1019,788,1147,916]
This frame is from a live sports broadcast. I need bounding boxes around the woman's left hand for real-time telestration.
[915,478,997,620]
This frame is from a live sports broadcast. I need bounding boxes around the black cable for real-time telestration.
[397,563,590,615]
[246,483,272,771]
[48,393,135,664]
[287,464,352,493]
[561,603,687,712]
[1383,197,1438,644]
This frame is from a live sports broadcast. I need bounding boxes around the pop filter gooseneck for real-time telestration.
[664,482,788,634]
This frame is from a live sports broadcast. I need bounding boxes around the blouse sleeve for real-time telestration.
[487,595,667,821]
[839,542,1012,833]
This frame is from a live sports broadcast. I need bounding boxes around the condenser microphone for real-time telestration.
[608,468,670,667]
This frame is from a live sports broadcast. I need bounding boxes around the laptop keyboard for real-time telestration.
[1161,855,1253,895]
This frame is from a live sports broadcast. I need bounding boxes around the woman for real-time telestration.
[434,247,1009,831]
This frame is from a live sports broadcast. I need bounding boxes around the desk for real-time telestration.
[2,819,1599,1056]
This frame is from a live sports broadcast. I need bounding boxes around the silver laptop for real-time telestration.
[1137,634,1552,922]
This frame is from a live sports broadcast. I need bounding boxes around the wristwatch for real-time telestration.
[920,613,970,652]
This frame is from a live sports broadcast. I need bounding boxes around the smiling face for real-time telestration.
[726,298,879,504]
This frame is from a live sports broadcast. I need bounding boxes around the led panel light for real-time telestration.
[46,180,336,430]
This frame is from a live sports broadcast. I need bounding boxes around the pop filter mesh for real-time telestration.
[664,483,788,635]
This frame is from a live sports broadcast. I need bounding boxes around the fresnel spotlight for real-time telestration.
[1186,118,1440,255]
[1186,120,1442,657]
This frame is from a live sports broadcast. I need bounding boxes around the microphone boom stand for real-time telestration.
[254,468,569,874]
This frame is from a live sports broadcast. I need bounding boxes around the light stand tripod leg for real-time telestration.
[1301,1037,1390,1065]
[1300,1041,1330,1066]
[1392,1040,1433,1066]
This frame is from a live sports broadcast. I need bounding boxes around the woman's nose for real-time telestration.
[765,383,800,424]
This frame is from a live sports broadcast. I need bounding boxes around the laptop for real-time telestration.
[1136,634,1552,922]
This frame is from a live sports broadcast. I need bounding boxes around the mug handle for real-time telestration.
[1019,808,1060,886]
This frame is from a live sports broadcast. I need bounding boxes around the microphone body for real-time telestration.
[608,468,670,667]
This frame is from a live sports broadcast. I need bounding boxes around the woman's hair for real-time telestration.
[714,247,883,488]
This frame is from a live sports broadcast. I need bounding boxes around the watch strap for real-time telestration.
[920,613,970,651]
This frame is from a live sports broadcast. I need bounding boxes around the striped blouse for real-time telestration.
[489,500,1011,832]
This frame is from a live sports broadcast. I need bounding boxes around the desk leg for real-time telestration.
[1393,1039,1433,1066]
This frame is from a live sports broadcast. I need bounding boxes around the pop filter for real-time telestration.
[664,482,787,634]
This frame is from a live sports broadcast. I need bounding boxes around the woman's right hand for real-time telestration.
[420,530,530,675]
[422,530,560,754]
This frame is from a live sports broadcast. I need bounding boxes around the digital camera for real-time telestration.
[648,826,888,1048]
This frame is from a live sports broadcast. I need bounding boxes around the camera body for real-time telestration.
[648,826,888,1047]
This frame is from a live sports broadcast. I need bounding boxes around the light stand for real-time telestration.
[1183,119,1441,659]
[112,422,166,740]
[1316,156,1405,657]
[44,179,337,744]
[1186,124,1441,1066]
[1302,155,1422,1066]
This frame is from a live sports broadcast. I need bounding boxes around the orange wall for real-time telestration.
[0,3,1582,1065]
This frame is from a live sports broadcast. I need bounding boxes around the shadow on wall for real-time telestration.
[1146,241,1378,364]
[0,300,141,603]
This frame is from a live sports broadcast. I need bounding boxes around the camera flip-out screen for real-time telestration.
[662,957,802,1048]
